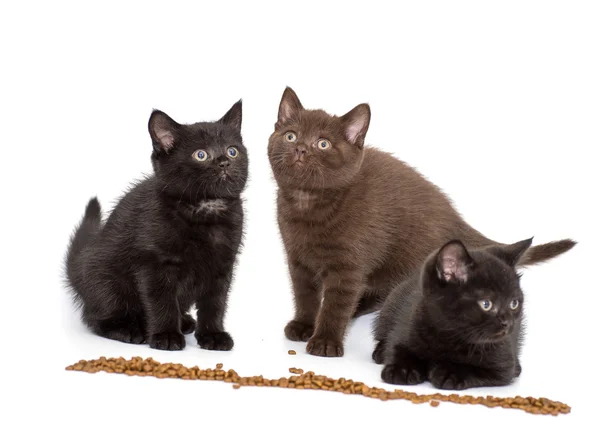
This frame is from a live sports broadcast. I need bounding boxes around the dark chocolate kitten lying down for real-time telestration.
[64,101,247,351]
[373,237,555,390]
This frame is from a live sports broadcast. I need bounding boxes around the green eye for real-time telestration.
[510,299,519,310]
[317,139,331,150]
[193,150,208,161]
[227,147,239,158]
[285,132,297,143]
[478,300,493,311]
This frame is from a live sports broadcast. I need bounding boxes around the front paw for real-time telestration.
[428,365,468,390]
[381,361,426,385]
[306,336,344,357]
[149,331,186,351]
[195,331,234,351]
[284,320,314,342]
[181,314,196,335]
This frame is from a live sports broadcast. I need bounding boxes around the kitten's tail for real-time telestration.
[516,238,577,267]
[459,223,576,267]
[64,198,102,291]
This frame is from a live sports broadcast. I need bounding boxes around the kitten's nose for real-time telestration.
[295,145,307,161]
[499,319,509,329]
[219,160,230,168]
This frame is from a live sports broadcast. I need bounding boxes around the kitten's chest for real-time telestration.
[169,202,242,257]
[414,327,515,367]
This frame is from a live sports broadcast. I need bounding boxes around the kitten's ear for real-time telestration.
[218,99,243,132]
[487,238,534,267]
[435,240,474,284]
[340,103,371,148]
[148,110,180,153]
[276,87,304,127]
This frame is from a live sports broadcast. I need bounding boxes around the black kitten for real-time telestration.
[64,101,248,351]
[373,238,535,390]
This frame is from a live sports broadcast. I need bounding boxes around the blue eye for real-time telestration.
[227,147,239,158]
[193,150,208,161]
[478,300,493,311]
[510,299,519,310]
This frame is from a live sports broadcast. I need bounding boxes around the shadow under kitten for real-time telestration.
[64,101,248,351]
[373,238,547,390]
[268,86,575,358]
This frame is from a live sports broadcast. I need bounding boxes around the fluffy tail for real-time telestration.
[65,197,102,292]
[517,238,576,267]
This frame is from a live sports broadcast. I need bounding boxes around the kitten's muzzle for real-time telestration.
[216,158,231,179]
[492,319,511,338]
[294,144,308,163]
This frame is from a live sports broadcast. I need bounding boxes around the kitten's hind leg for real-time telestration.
[372,340,386,364]
[515,359,522,377]
[353,293,380,318]
[181,313,196,335]
[89,317,146,344]
[381,343,427,385]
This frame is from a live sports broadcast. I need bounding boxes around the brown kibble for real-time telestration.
[64,357,571,416]
[288,350,296,355]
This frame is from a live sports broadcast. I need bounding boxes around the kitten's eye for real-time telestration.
[227,147,239,158]
[193,150,208,161]
[510,299,519,310]
[285,132,297,143]
[478,300,493,311]
[317,139,331,150]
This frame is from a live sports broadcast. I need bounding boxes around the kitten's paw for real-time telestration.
[195,331,234,351]
[284,320,314,342]
[381,362,426,385]
[96,321,146,344]
[428,365,467,390]
[372,340,386,364]
[306,337,344,357]
[181,314,196,335]
[148,331,186,351]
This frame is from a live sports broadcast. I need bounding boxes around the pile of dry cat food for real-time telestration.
[65,357,570,416]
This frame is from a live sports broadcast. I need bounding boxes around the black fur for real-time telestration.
[64,100,248,351]
[373,238,532,390]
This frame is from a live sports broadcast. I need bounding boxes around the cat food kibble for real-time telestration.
[288,350,296,355]
[66,357,570,416]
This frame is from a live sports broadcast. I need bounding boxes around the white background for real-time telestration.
[1,1,598,433]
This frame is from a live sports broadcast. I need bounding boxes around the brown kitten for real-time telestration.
[267,87,575,358]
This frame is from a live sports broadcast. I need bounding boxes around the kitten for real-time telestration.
[267,87,575,358]
[373,238,539,390]
[64,101,247,351]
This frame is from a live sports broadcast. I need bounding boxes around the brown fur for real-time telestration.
[267,87,576,358]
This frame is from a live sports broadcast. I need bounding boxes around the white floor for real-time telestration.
[2,1,598,433]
